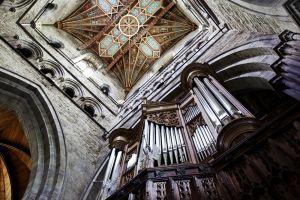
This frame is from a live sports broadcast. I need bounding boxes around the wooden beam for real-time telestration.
[107,2,175,71]
[79,1,134,50]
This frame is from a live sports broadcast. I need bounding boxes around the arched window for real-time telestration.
[45,3,57,10]
[101,84,110,96]
[39,60,64,79]
[8,40,43,61]
[84,105,95,117]
[80,97,102,118]
[61,79,83,99]
[63,87,75,99]
[16,47,33,58]
[49,41,64,49]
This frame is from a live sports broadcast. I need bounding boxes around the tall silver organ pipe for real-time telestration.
[166,127,174,164]
[193,76,247,133]
[98,148,123,200]
[194,77,230,123]
[171,127,179,164]
[191,124,217,161]
[139,120,188,167]
[161,125,168,165]
[155,124,161,166]
[193,86,222,131]
[174,128,184,162]
[203,77,242,118]
[178,128,188,162]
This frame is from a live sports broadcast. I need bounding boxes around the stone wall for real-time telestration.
[203,0,300,33]
[0,38,110,199]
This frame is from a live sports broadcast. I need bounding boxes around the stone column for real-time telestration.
[181,63,260,152]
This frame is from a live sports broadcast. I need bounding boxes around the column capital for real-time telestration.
[109,128,133,150]
[181,63,211,91]
[216,117,261,152]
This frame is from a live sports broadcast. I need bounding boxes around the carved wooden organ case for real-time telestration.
[117,94,219,188]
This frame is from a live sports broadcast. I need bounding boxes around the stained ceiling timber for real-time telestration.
[0,108,32,200]
[56,0,196,92]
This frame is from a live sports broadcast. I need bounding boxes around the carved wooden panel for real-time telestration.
[147,110,181,127]
[154,181,167,200]
[176,180,192,200]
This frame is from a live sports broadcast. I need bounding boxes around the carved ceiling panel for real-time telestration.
[56,0,196,92]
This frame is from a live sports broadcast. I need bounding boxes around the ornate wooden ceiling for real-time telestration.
[56,0,196,92]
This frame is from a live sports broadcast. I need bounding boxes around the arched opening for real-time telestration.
[84,105,95,117]
[101,85,110,96]
[0,68,66,199]
[64,87,75,98]
[240,0,282,7]
[45,3,57,10]
[0,108,32,200]
[49,41,63,49]
[40,68,55,77]
[16,47,33,58]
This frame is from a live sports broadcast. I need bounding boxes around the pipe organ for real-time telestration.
[100,63,256,200]
[138,120,188,169]
[193,76,245,132]
[98,148,123,200]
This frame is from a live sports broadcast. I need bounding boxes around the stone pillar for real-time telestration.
[181,63,259,152]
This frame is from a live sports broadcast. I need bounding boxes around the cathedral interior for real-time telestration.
[0,0,299,199]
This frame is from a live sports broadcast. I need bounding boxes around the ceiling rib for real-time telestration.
[79,0,135,50]
[106,1,175,71]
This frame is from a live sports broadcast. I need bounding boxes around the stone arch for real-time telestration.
[60,79,84,99]
[38,60,65,79]
[100,84,111,96]
[224,76,286,118]
[0,67,66,199]
[0,0,33,11]
[206,35,290,117]
[80,97,103,118]
[209,36,280,84]
[226,0,288,16]
[8,39,43,61]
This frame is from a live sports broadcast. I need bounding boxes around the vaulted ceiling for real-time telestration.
[56,0,196,92]
[0,108,32,200]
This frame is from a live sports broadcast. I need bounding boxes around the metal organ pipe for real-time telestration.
[171,127,179,164]
[110,150,123,180]
[178,128,188,162]
[166,127,174,164]
[195,126,208,157]
[193,86,222,131]
[149,122,155,150]
[203,77,242,118]
[203,125,216,152]
[139,121,189,167]
[194,77,230,123]
[191,124,217,161]
[161,125,168,165]
[142,120,149,149]
[192,135,203,160]
[174,128,184,163]
[155,124,161,166]
[103,148,116,183]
